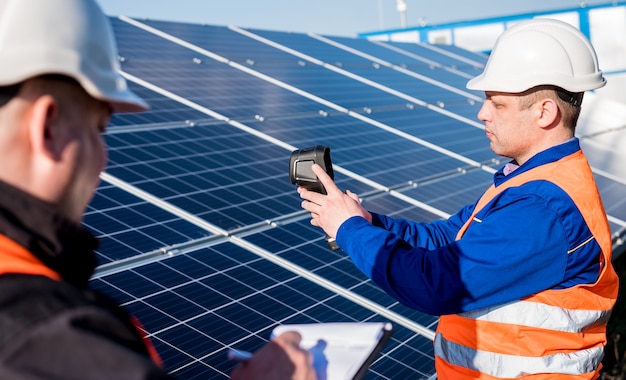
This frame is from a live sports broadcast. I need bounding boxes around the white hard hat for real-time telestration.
[0,0,148,113]
[467,18,606,94]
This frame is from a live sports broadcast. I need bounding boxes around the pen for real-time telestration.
[228,348,253,362]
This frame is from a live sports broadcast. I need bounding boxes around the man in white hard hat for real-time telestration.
[298,18,618,379]
[0,0,314,379]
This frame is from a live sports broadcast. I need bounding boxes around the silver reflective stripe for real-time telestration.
[434,333,603,378]
[458,300,612,333]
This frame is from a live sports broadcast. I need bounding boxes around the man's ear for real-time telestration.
[26,94,62,161]
[536,98,560,129]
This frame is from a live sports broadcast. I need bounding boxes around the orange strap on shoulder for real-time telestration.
[130,315,164,368]
[0,234,62,280]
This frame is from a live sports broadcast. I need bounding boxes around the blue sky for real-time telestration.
[96,0,614,37]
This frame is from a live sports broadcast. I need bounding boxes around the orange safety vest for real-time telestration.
[435,150,619,379]
[0,234,164,368]
[0,234,62,280]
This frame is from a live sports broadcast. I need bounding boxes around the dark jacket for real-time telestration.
[0,180,172,379]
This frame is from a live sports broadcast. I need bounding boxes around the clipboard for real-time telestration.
[271,322,394,380]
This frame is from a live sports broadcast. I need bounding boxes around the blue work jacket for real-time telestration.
[336,138,603,315]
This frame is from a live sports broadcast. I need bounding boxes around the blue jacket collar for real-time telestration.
[494,138,580,186]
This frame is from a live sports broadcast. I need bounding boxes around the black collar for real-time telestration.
[0,180,98,287]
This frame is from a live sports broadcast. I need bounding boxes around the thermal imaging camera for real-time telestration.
[289,145,339,250]
[289,145,334,192]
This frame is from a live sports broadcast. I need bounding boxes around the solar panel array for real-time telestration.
[84,16,626,379]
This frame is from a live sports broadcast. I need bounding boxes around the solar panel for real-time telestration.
[84,180,212,264]
[84,16,626,379]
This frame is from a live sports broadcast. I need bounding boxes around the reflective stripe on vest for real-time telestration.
[435,150,618,379]
[435,333,603,378]
[457,299,612,334]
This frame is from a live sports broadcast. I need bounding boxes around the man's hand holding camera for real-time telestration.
[298,164,372,240]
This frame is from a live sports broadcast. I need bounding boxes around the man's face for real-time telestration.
[477,91,537,164]
[55,88,111,222]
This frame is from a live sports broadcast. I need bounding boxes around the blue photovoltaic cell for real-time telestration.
[400,168,496,216]
[104,123,329,231]
[592,174,626,229]
[245,116,477,186]
[245,217,439,328]
[90,242,437,379]
[112,19,395,119]
[115,18,498,172]
[84,180,211,264]
[328,35,479,88]
[103,113,478,232]
[248,29,481,116]
[109,83,211,128]
[80,16,626,380]
[384,40,487,74]
[131,20,472,117]
[346,110,498,164]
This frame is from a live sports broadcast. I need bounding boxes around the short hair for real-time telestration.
[0,75,82,109]
[517,85,583,130]
[0,83,21,108]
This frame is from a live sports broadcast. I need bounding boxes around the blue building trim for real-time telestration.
[578,8,591,39]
